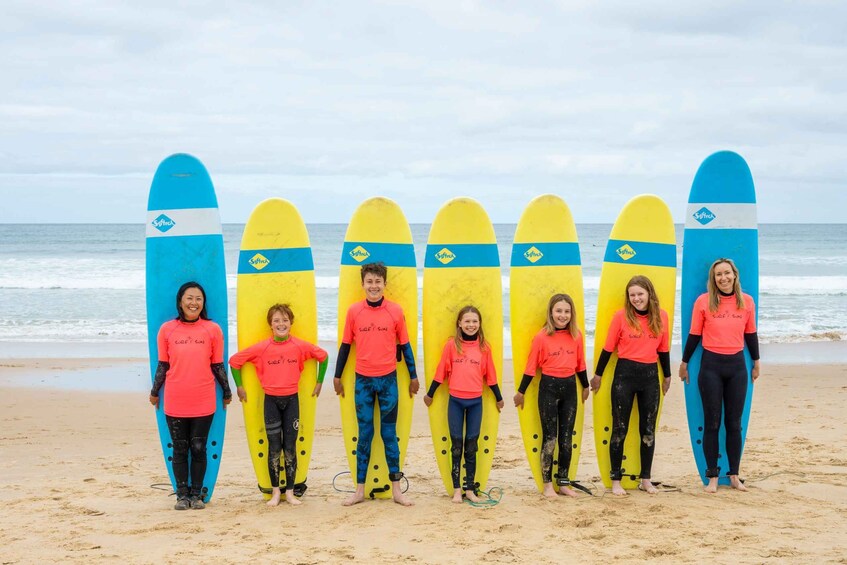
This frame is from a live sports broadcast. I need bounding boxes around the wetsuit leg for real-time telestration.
[556,376,577,484]
[698,351,725,478]
[166,416,191,498]
[537,375,558,484]
[610,360,637,481]
[634,364,660,479]
[463,397,483,491]
[447,396,465,489]
[264,394,284,488]
[280,393,300,490]
[722,352,748,476]
[354,375,376,484]
[374,372,401,476]
[187,414,213,498]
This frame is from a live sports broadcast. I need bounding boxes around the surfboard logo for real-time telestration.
[349,245,370,263]
[152,214,175,233]
[435,248,455,265]
[693,207,716,225]
[615,243,637,261]
[523,246,544,263]
[248,253,270,270]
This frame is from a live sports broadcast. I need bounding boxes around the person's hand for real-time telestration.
[679,362,689,384]
[662,377,671,395]
[752,360,761,382]
[409,378,420,397]
[423,394,433,407]
[333,377,344,397]
[513,392,524,409]
[312,382,323,397]
[581,387,590,403]
[236,386,247,403]
[496,399,505,412]
[222,396,232,410]
[149,394,159,408]
[590,375,602,393]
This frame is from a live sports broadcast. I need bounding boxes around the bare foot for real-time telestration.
[266,488,281,507]
[611,480,627,496]
[559,486,579,498]
[392,491,414,506]
[542,483,559,498]
[343,486,366,506]
[640,479,658,494]
[729,476,747,492]
[285,491,302,506]
[451,488,463,503]
[704,477,718,493]
[465,490,481,503]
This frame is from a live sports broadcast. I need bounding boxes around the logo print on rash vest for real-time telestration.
[523,246,544,264]
[152,214,175,233]
[435,248,455,265]
[349,245,370,263]
[249,253,270,270]
[693,207,716,225]
[615,243,636,261]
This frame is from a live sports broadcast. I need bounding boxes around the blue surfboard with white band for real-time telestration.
[145,153,228,502]
[681,150,758,486]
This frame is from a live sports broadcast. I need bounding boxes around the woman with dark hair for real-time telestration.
[149,281,231,510]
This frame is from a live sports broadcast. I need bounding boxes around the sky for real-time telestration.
[1,1,845,224]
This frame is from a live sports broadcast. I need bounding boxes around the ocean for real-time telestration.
[0,223,845,358]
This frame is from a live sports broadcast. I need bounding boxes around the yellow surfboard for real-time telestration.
[592,194,676,490]
[510,195,586,492]
[423,197,503,495]
[337,197,417,498]
[236,198,319,497]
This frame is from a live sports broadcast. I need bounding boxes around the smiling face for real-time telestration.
[362,273,386,302]
[713,262,737,294]
[270,311,291,340]
[551,300,572,329]
[179,287,204,321]
[458,311,480,337]
[627,284,649,311]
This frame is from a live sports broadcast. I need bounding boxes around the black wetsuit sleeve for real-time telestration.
[334,343,351,379]
[517,374,534,394]
[744,332,761,360]
[151,361,169,396]
[399,342,417,379]
[489,383,503,403]
[681,334,702,363]
[576,370,589,389]
[211,363,232,399]
[426,380,440,397]
[594,349,613,376]
[658,351,672,378]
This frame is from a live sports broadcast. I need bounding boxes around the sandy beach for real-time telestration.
[2,349,846,564]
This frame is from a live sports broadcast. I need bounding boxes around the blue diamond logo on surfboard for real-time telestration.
[248,253,270,270]
[349,245,370,263]
[523,246,544,263]
[151,214,175,233]
[435,248,455,265]
[615,243,637,261]
[693,207,716,225]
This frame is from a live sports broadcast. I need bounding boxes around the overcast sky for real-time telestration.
[2,1,845,223]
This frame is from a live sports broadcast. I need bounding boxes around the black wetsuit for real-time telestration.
[264,393,300,489]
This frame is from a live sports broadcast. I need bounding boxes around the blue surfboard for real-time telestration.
[145,154,228,502]
[681,151,758,485]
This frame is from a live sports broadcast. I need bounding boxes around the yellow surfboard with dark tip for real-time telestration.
[337,197,417,498]
[510,194,586,492]
[236,198,318,498]
[592,194,676,490]
[423,197,503,496]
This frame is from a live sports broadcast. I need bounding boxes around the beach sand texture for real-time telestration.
[1,356,846,564]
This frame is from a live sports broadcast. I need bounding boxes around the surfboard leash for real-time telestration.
[464,486,504,508]
[331,471,411,497]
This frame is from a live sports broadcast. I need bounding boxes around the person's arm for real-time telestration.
[591,349,613,392]
[150,361,169,407]
[230,366,247,402]
[679,333,702,383]
[211,363,232,403]
[745,332,761,382]
[312,357,329,397]
[658,351,672,379]
[399,342,417,380]
[334,343,351,379]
